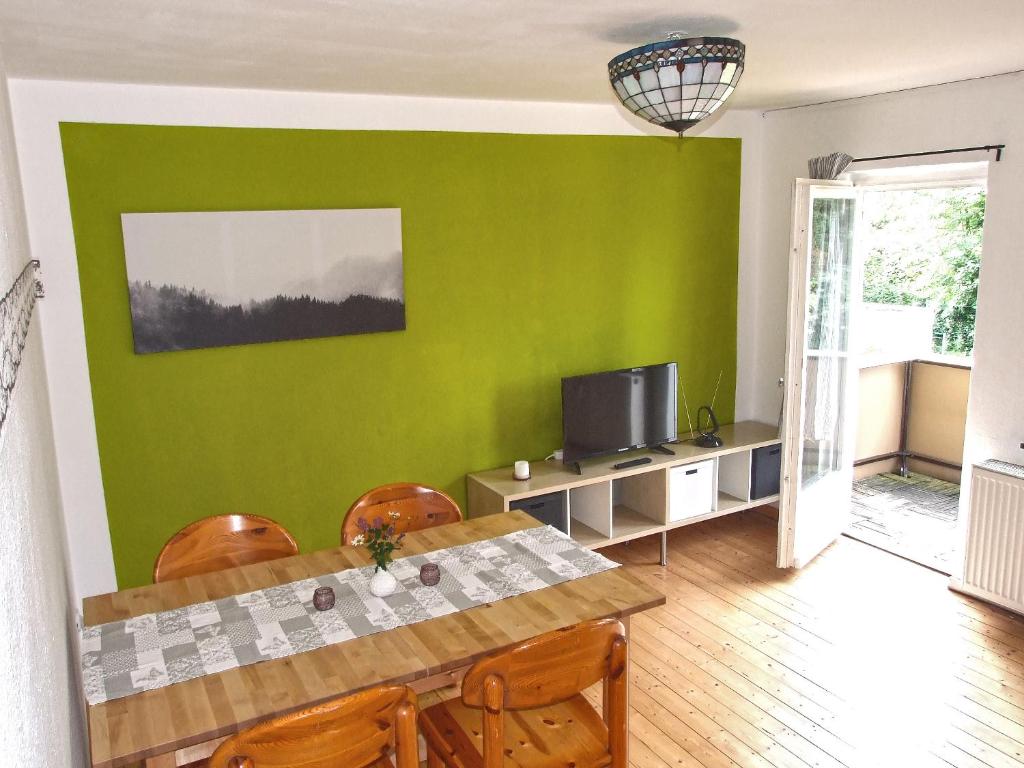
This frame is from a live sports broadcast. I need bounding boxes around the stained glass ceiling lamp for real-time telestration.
[608,33,745,135]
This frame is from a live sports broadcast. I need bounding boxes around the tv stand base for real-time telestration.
[465,422,782,567]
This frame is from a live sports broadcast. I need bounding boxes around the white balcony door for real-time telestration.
[778,181,861,568]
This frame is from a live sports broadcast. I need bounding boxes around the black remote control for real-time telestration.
[613,457,653,470]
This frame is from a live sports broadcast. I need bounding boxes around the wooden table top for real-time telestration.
[84,510,665,768]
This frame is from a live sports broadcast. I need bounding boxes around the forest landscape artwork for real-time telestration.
[121,208,405,354]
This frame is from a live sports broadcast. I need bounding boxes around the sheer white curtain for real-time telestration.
[802,195,855,482]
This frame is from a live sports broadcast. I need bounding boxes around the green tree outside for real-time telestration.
[860,187,985,356]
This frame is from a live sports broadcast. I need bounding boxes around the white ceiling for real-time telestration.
[0,0,1022,110]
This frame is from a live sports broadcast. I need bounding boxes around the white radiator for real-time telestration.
[953,463,1024,615]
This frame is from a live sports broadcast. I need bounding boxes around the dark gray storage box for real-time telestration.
[751,444,782,499]
[510,491,567,533]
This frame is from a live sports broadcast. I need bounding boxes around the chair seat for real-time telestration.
[419,693,612,768]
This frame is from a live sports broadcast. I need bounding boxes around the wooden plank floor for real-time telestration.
[423,507,1024,767]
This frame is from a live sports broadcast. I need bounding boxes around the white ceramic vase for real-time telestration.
[369,568,397,597]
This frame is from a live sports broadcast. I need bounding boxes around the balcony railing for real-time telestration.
[854,357,970,481]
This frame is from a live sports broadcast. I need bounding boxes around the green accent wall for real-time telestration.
[60,123,741,589]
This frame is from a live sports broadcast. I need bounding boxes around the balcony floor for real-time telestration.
[847,471,960,573]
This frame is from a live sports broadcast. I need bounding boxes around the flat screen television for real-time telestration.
[561,362,678,464]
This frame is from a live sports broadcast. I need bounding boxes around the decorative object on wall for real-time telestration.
[121,208,405,354]
[0,259,44,436]
[608,33,745,135]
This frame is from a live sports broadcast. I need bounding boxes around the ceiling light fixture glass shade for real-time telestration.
[608,35,745,135]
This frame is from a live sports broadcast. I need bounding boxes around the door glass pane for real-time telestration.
[802,196,855,486]
[807,197,855,351]
[801,354,849,484]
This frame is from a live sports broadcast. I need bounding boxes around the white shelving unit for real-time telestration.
[467,421,781,565]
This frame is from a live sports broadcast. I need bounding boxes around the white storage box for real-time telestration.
[669,460,715,522]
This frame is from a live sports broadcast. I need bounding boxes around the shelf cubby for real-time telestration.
[610,504,663,544]
[717,451,752,505]
[612,469,668,524]
[608,470,665,543]
[466,421,783,557]
[568,481,612,540]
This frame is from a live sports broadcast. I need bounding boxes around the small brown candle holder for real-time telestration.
[419,563,441,587]
[313,586,336,611]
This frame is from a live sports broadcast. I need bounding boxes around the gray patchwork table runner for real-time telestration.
[82,525,618,705]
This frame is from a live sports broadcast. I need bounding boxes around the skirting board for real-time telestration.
[949,577,1024,618]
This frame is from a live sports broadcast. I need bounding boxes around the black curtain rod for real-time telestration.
[852,144,1005,163]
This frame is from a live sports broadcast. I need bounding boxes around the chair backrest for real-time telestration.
[460,618,628,768]
[153,514,300,583]
[208,684,418,768]
[462,617,626,710]
[341,483,462,545]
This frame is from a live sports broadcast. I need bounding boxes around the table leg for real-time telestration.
[409,665,468,695]
[142,753,176,767]
[173,736,228,765]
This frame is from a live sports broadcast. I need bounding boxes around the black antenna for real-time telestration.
[709,370,724,412]
[679,372,695,440]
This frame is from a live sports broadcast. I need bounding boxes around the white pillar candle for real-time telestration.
[513,460,530,480]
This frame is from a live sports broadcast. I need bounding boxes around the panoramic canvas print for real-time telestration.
[121,208,405,354]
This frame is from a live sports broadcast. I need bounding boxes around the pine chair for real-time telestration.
[341,482,462,545]
[208,684,419,768]
[418,618,628,768]
[153,514,299,583]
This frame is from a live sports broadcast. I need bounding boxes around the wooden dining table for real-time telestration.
[83,509,666,767]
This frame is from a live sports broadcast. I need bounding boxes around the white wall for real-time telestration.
[7,79,763,599]
[0,52,88,768]
[745,72,1024,475]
